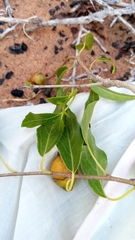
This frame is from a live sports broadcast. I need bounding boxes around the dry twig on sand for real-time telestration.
[0,1,135,38]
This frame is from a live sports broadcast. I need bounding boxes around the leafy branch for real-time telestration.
[20,34,135,199]
[1,31,135,200]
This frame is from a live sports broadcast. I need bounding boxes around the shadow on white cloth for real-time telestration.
[0,87,135,240]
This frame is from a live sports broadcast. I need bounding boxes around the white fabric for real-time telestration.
[0,87,135,240]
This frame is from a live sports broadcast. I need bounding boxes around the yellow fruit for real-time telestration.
[30,72,46,85]
[51,155,71,190]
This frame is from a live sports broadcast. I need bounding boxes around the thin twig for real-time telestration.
[70,24,83,86]
[19,82,103,89]
[19,78,135,94]
[0,23,18,39]
[117,15,135,34]
[0,170,135,186]
[4,0,13,18]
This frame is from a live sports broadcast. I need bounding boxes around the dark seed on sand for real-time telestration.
[11,89,24,97]
[5,71,13,79]
[43,88,52,97]
[21,42,28,51]
[0,28,4,33]
[0,78,4,85]
[54,45,59,54]
[33,88,39,94]
[39,98,46,104]
[49,9,55,16]
[9,44,24,54]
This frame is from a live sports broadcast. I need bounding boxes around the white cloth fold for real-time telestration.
[0,88,135,240]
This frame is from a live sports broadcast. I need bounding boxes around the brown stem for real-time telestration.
[0,171,135,186]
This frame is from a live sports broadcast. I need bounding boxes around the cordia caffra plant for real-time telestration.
[20,34,135,199]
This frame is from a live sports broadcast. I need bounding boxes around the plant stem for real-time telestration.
[19,79,135,94]
[0,171,135,186]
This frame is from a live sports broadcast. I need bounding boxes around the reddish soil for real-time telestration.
[0,0,135,108]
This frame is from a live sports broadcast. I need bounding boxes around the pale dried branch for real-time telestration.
[19,77,135,94]
[4,0,13,18]
[19,82,103,89]
[0,7,134,33]
[0,170,135,187]
[117,15,135,34]
[0,1,135,40]
[70,24,83,85]
[0,23,18,39]
[25,7,135,32]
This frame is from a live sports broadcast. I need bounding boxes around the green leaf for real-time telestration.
[85,88,99,109]
[81,146,107,198]
[84,33,94,50]
[76,33,94,52]
[37,118,64,156]
[25,81,33,87]
[56,88,70,97]
[47,96,69,105]
[82,101,108,175]
[81,100,108,197]
[91,86,135,102]
[75,43,84,52]
[21,112,61,128]
[57,109,84,173]
[94,57,116,74]
[47,89,78,109]
[56,66,69,86]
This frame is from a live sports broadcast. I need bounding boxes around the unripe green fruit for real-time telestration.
[30,72,46,85]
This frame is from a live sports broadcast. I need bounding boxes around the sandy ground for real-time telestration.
[0,0,135,108]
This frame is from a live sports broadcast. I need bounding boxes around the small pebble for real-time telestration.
[126,36,132,41]
[70,43,75,49]
[55,5,60,11]
[119,26,126,31]
[59,47,63,51]
[33,88,39,94]
[0,79,4,85]
[21,42,28,51]
[60,2,65,8]
[5,71,13,79]
[9,43,23,54]
[91,50,95,56]
[0,28,4,33]
[0,21,5,25]
[49,9,55,16]
[43,88,52,97]
[112,40,122,49]
[59,31,65,37]
[71,27,78,35]
[54,45,59,54]
[115,53,123,60]
[57,39,63,45]
[11,89,24,97]
[39,98,46,104]
[52,26,56,31]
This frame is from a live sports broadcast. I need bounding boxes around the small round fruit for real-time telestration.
[50,155,71,189]
[30,72,46,85]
